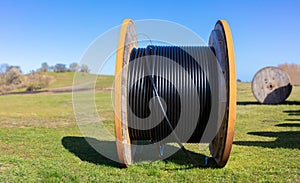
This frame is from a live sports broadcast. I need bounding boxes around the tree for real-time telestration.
[69,62,80,72]
[0,73,5,86]
[48,66,54,72]
[40,62,49,72]
[278,63,300,86]
[0,63,9,85]
[0,63,9,73]
[5,66,22,85]
[54,64,67,72]
[80,64,89,73]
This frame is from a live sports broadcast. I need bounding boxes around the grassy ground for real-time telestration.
[12,72,114,93]
[45,72,113,89]
[0,81,299,182]
[45,72,114,89]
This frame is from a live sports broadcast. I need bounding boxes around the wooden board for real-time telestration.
[208,20,236,167]
[252,66,292,104]
[114,19,137,167]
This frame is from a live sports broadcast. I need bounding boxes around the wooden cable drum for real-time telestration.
[252,66,292,104]
[114,19,236,168]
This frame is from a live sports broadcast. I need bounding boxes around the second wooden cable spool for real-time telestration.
[252,66,292,104]
[114,19,236,168]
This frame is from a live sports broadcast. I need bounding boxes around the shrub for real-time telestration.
[0,84,16,94]
[24,73,53,91]
[278,63,300,86]
[0,66,22,94]
[5,66,22,85]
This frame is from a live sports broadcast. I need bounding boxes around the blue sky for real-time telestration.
[0,0,299,81]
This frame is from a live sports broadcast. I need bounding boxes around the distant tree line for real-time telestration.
[0,62,90,94]
[38,62,89,73]
[278,63,300,86]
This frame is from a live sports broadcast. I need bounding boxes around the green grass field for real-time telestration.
[44,72,114,89]
[12,72,114,93]
[0,79,299,182]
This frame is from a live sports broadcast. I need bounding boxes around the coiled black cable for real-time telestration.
[128,45,212,143]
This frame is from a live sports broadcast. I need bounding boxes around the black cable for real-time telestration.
[128,46,212,142]
[127,45,213,166]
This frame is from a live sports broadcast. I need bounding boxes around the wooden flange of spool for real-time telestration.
[208,20,236,167]
[252,66,292,104]
[114,19,137,167]
[114,19,236,168]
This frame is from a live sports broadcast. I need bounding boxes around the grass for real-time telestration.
[0,81,299,182]
[44,72,77,89]
[11,72,114,93]
[45,72,114,89]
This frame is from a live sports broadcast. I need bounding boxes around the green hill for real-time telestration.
[44,72,77,89]
[45,72,114,89]
[10,72,114,93]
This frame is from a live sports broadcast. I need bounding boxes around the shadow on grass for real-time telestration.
[62,136,216,169]
[237,101,300,105]
[275,123,300,127]
[274,101,300,105]
[162,148,217,169]
[234,131,300,149]
[62,136,119,168]
[283,110,300,116]
[285,119,300,122]
[237,101,260,105]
